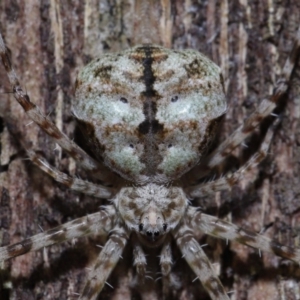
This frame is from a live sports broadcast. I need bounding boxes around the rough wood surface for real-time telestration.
[0,1,299,299]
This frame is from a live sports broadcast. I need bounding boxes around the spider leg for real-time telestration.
[0,206,115,261]
[0,32,113,183]
[160,238,173,299]
[132,235,147,280]
[189,26,300,180]
[28,150,114,198]
[188,207,300,263]
[160,238,173,276]
[80,225,128,300]
[206,26,300,168]
[173,224,230,300]
[185,118,277,198]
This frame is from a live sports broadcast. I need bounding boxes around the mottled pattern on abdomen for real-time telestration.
[73,45,226,183]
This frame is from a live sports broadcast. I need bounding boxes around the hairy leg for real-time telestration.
[160,238,172,276]
[80,225,128,300]
[0,31,114,184]
[0,206,115,261]
[160,238,173,300]
[132,236,147,279]
[187,26,300,181]
[28,150,115,198]
[185,118,277,198]
[205,26,300,168]
[188,207,300,263]
[173,224,230,300]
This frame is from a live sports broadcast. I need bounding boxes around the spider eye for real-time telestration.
[120,97,128,103]
[139,224,144,231]
[154,231,159,237]
[171,95,178,102]
[163,223,167,231]
[146,231,152,236]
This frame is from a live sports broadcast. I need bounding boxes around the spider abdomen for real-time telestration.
[73,45,227,183]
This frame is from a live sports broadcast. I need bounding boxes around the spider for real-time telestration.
[0,9,300,300]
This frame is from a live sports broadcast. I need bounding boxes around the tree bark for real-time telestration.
[0,0,299,299]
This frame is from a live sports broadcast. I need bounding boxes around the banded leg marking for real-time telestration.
[201,26,300,171]
[173,225,230,300]
[28,150,114,198]
[80,226,128,300]
[0,32,112,182]
[189,208,300,263]
[186,119,276,198]
[133,237,147,279]
[160,239,172,276]
[0,206,116,261]
[160,239,173,299]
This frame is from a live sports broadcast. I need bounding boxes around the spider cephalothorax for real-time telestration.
[117,184,187,246]
[0,24,300,300]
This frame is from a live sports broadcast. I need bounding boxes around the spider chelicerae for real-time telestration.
[0,18,300,300]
